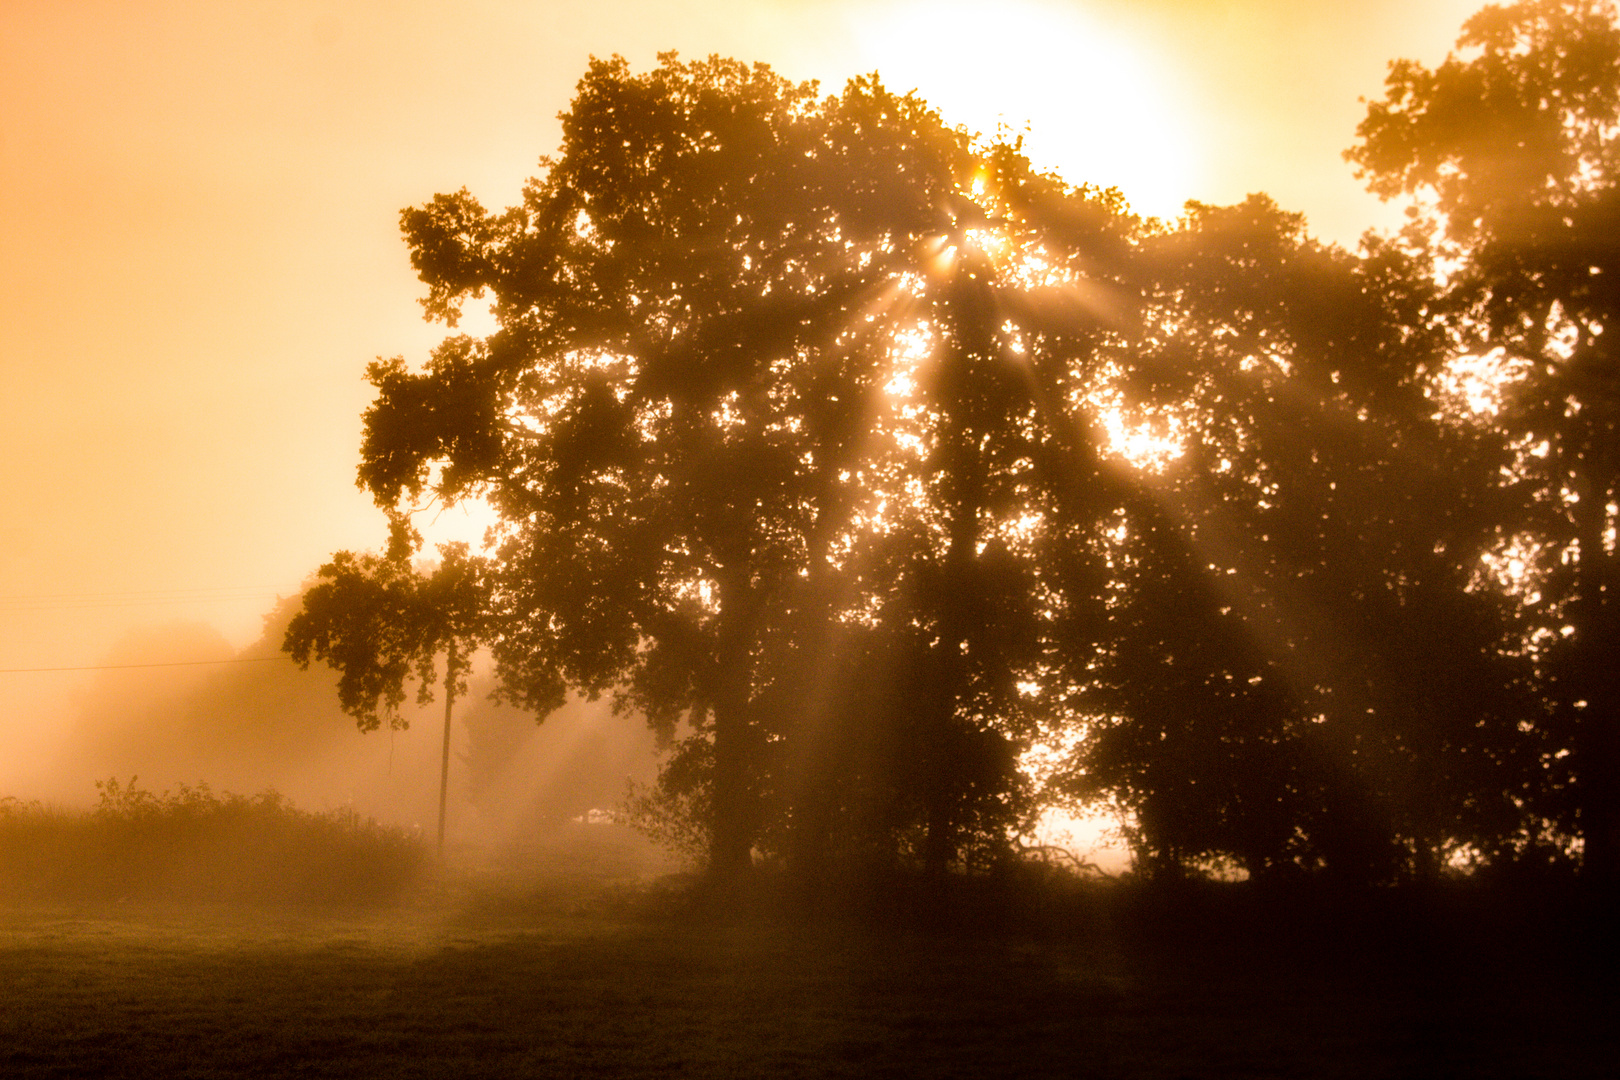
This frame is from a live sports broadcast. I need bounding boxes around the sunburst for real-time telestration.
[851,0,1201,220]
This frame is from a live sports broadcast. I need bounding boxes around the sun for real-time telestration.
[850,0,1201,220]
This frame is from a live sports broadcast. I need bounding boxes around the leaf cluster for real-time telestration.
[283,520,493,732]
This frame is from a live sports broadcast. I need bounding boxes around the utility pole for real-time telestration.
[437,642,458,860]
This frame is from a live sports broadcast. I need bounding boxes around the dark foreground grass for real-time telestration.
[2,873,1615,1079]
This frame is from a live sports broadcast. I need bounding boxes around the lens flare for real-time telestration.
[852,0,1201,219]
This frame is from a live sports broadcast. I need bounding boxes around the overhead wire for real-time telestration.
[0,657,293,674]
[0,586,301,613]
[0,584,306,672]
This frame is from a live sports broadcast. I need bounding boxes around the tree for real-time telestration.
[363,57,952,876]
[837,148,1140,876]
[362,45,1569,887]
[283,517,492,856]
[1348,0,1620,885]
[357,55,1141,879]
[1078,196,1536,883]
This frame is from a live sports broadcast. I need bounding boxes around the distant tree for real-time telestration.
[1348,0,1620,885]
[283,516,491,856]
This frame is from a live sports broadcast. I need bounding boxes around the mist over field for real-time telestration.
[13,599,663,866]
[9,1,1620,1075]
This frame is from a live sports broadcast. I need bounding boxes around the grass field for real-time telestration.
[3,858,1617,1079]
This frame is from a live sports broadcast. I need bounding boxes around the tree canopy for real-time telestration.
[292,0,1620,891]
[355,54,1144,876]
[1350,0,1620,886]
[284,517,492,854]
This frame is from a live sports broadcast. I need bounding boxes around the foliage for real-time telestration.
[1078,196,1538,883]
[284,517,495,732]
[620,736,714,867]
[363,53,1136,878]
[1350,0,1620,884]
[284,517,499,856]
[0,780,425,903]
[312,1,1620,890]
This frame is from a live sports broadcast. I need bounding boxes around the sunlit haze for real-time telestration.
[1,0,1486,807]
[5,4,1617,1070]
[852,0,1200,219]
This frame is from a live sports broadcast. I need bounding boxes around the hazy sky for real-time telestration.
[2,0,1481,774]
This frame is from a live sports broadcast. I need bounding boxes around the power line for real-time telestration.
[0,586,301,612]
[0,656,293,674]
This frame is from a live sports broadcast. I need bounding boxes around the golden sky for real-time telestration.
[0,0,1481,777]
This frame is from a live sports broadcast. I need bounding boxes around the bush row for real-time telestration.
[0,779,426,903]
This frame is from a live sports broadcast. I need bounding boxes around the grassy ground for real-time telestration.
[2,864,1615,1079]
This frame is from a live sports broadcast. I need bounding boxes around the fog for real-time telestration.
[7,594,665,868]
[0,0,1487,890]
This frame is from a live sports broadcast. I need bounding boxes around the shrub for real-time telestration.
[0,779,427,904]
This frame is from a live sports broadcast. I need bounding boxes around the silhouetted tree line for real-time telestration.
[290,1,1620,890]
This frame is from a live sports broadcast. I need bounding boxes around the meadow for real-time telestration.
[3,840,1616,1078]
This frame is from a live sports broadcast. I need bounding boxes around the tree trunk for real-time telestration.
[709,691,754,880]
[922,376,980,880]
[1572,471,1620,892]
[707,570,759,881]
[784,486,853,881]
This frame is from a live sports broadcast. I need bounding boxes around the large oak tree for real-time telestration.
[358,56,1134,876]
